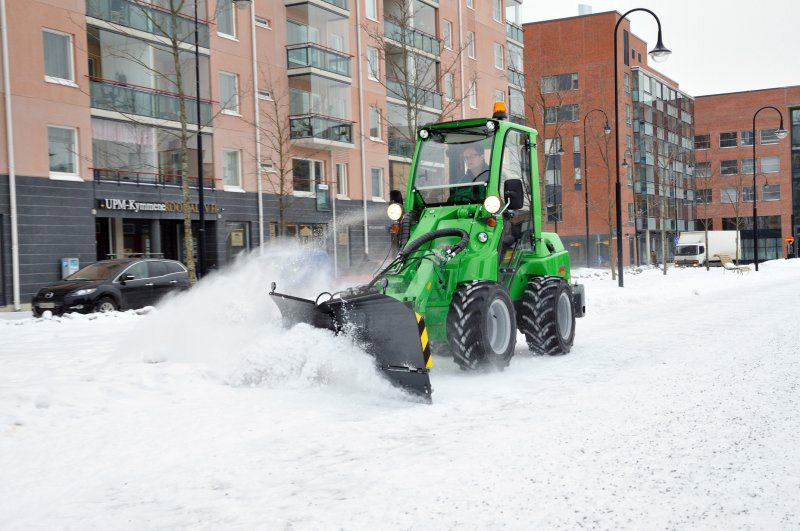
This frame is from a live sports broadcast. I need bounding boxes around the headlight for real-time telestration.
[486,120,496,132]
[72,288,97,297]
[418,129,429,140]
[387,203,404,221]
[483,195,502,214]
[477,232,488,243]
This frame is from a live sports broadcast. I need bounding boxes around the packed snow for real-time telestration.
[2,250,800,530]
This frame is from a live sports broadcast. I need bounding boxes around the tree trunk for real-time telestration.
[661,197,668,275]
[704,224,710,270]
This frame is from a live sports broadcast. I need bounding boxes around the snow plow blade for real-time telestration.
[269,288,432,401]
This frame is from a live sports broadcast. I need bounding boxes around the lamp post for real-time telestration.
[193,0,251,278]
[613,8,670,287]
[750,106,788,271]
[582,109,611,268]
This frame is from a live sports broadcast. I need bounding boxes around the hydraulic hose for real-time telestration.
[398,228,470,259]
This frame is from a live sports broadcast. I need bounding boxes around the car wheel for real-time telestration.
[95,297,118,313]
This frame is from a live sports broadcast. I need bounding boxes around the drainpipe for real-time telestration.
[250,5,264,251]
[0,0,19,310]
[457,0,465,118]
[354,0,369,256]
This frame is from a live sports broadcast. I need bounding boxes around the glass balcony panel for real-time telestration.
[90,79,211,124]
[86,0,209,48]
[384,19,440,56]
[388,136,415,159]
[506,22,524,43]
[507,68,525,89]
[286,44,351,77]
[290,115,353,144]
[386,79,442,110]
[320,0,348,9]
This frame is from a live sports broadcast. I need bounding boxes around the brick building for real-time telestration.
[693,86,800,261]
[523,10,696,267]
[0,0,526,309]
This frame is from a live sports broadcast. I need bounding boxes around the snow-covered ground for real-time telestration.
[2,253,800,530]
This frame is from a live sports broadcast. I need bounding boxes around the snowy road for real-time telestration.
[1,256,799,530]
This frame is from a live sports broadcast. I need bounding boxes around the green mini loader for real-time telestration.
[271,103,585,401]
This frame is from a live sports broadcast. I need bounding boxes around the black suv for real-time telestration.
[31,258,189,317]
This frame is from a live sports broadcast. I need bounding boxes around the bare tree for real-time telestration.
[693,153,719,270]
[590,121,617,279]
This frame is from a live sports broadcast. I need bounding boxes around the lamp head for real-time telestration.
[649,33,671,63]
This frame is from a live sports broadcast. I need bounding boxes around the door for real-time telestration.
[117,261,152,309]
[146,260,171,304]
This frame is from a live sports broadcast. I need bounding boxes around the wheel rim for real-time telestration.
[98,302,115,313]
[557,291,573,340]
[487,298,512,353]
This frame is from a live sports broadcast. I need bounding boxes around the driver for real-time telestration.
[458,145,490,184]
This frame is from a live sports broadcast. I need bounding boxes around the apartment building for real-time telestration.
[523,10,695,266]
[693,86,800,261]
[0,0,525,309]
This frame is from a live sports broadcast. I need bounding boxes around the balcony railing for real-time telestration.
[286,43,352,77]
[388,136,414,159]
[319,0,348,9]
[86,0,209,48]
[636,217,657,230]
[507,68,525,88]
[289,114,353,144]
[93,168,217,189]
[386,79,442,110]
[506,22,524,43]
[509,114,526,126]
[634,181,656,195]
[384,19,441,56]
[90,78,212,125]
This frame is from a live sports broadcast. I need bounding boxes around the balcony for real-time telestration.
[384,19,441,56]
[506,22,524,44]
[388,136,414,159]
[386,79,442,110]
[90,78,212,125]
[636,217,657,230]
[93,168,217,189]
[320,0,348,9]
[509,114,526,126]
[290,114,353,146]
[86,0,209,48]
[507,68,525,89]
[634,181,656,195]
[286,43,352,78]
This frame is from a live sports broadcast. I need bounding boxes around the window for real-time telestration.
[627,203,634,223]
[494,89,505,102]
[226,222,250,259]
[257,89,272,101]
[219,72,239,113]
[693,134,710,150]
[48,125,79,179]
[217,0,235,37]
[292,158,323,193]
[625,104,631,126]
[371,167,384,198]
[544,138,562,154]
[573,136,581,189]
[742,158,755,175]
[761,156,780,173]
[369,106,381,140]
[741,130,754,146]
[624,72,630,94]
[442,20,452,49]
[366,47,379,81]
[468,81,476,109]
[760,128,780,145]
[494,43,504,70]
[493,0,503,22]
[336,163,348,196]
[720,187,738,203]
[763,184,780,201]
[541,73,578,93]
[544,104,579,123]
[466,0,474,8]
[720,132,737,148]
[467,32,475,59]
[742,186,756,203]
[365,0,377,20]
[695,161,711,177]
[255,17,271,29]
[261,160,275,173]
[223,149,241,188]
[43,29,74,85]
[696,189,712,204]
[721,160,738,175]
[444,73,454,101]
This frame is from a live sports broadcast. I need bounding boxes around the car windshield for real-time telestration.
[67,261,126,281]
[413,126,495,205]
[676,245,699,256]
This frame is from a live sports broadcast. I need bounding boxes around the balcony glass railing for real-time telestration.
[286,43,352,77]
[388,136,415,159]
[290,114,353,144]
[86,0,209,48]
[386,79,442,110]
[507,68,525,88]
[384,19,441,56]
[506,22,524,43]
[320,0,348,9]
[93,168,216,189]
[90,78,212,125]
[509,114,526,126]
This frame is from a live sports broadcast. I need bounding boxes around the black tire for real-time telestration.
[94,297,118,313]
[446,281,517,370]
[519,277,576,356]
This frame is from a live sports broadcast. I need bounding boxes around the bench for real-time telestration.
[715,254,751,274]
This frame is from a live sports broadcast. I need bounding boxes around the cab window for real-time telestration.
[122,261,148,280]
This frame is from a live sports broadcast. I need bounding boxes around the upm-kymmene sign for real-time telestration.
[97,198,219,214]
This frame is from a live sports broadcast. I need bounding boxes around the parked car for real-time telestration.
[31,258,189,317]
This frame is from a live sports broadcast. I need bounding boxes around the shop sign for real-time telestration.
[97,198,218,214]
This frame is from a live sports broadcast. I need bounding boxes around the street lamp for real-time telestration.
[193,0,250,279]
[751,106,788,271]
[582,109,611,268]
[613,8,671,287]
